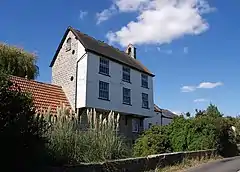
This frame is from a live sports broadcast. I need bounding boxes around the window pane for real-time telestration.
[122,66,130,82]
[99,58,109,75]
[141,74,148,88]
[66,38,71,51]
[123,88,131,104]
[132,118,139,132]
[99,81,109,100]
[142,93,149,108]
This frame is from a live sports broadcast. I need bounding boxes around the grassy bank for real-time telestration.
[155,155,222,172]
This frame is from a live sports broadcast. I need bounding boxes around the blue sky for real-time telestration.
[1,0,240,116]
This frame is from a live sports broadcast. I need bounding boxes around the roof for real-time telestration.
[154,104,177,119]
[10,76,71,114]
[50,26,154,77]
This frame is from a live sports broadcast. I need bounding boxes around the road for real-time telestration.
[186,156,240,172]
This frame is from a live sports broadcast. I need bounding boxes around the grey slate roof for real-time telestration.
[50,27,154,76]
[154,104,177,119]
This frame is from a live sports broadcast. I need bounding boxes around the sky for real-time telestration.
[0,0,240,116]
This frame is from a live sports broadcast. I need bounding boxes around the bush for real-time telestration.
[0,72,49,171]
[215,117,238,157]
[133,125,171,157]
[133,104,239,158]
[42,108,130,164]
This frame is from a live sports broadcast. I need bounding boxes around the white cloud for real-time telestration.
[105,0,215,47]
[96,5,117,24]
[183,47,189,54]
[79,10,88,20]
[197,82,223,89]
[194,98,208,103]
[115,0,149,12]
[181,86,196,92]
[182,82,223,93]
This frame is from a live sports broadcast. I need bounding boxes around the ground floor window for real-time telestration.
[132,118,139,133]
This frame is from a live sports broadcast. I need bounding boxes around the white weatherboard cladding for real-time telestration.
[85,52,154,117]
[144,111,173,130]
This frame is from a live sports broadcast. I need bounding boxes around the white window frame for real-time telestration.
[132,118,139,133]
[66,38,71,51]
[142,93,149,109]
[141,74,148,88]
[122,66,131,83]
[99,57,109,75]
[123,87,131,105]
[99,81,109,100]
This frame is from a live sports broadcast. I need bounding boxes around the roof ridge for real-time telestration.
[72,28,137,58]
[10,75,62,88]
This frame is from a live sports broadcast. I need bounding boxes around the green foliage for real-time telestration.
[39,107,130,164]
[215,117,238,157]
[206,104,222,118]
[0,72,49,171]
[0,43,39,79]
[134,104,239,158]
[133,125,172,157]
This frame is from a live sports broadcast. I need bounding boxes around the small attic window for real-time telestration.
[66,38,71,51]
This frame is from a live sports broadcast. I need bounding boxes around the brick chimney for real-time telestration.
[126,44,136,59]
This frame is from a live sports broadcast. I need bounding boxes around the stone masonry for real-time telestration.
[52,31,78,110]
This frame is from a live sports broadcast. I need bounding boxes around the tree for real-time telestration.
[0,43,39,79]
[0,72,49,171]
[206,103,222,118]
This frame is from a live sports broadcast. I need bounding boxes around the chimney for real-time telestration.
[126,44,136,59]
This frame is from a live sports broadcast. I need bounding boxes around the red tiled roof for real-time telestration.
[10,76,71,114]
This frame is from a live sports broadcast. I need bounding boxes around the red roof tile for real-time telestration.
[10,76,71,114]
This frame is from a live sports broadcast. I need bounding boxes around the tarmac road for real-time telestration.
[186,156,240,172]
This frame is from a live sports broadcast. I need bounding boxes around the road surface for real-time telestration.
[186,156,240,172]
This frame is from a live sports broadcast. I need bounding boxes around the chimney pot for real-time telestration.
[126,44,136,59]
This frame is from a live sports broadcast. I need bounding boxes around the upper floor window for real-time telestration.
[122,66,131,83]
[142,93,149,109]
[141,74,148,88]
[99,81,109,100]
[123,87,131,105]
[66,38,71,51]
[99,58,109,76]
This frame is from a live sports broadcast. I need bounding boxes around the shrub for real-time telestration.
[133,104,239,158]
[215,117,238,157]
[41,107,130,164]
[133,125,172,157]
[0,72,49,171]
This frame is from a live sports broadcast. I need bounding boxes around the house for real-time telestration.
[144,104,177,130]
[10,26,155,140]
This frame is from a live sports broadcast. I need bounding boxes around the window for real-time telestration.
[123,87,131,105]
[122,66,131,83]
[132,118,139,133]
[148,123,152,129]
[99,58,109,75]
[66,38,71,51]
[142,93,149,109]
[99,81,109,100]
[141,74,148,88]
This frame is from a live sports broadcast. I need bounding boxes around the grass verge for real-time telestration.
[156,155,222,172]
